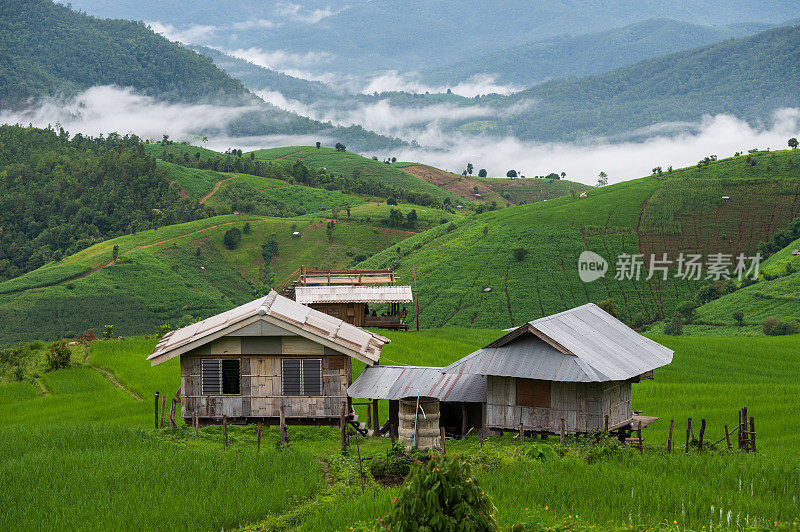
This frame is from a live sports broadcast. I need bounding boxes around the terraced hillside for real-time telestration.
[0,216,411,345]
[361,150,800,329]
[400,164,590,205]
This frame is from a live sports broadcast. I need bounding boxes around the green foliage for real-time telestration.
[261,239,279,263]
[384,453,497,532]
[733,310,745,326]
[512,248,528,262]
[663,313,683,336]
[597,299,620,319]
[46,339,71,370]
[223,227,242,250]
[676,301,698,323]
[103,325,114,340]
[368,454,413,480]
[0,125,205,281]
[763,316,800,336]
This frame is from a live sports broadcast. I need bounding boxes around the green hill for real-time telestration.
[360,149,800,328]
[424,18,770,87]
[477,25,800,141]
[0,215,413,345]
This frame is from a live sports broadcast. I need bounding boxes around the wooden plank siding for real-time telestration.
[180,335,350,422]
[486,376,632,433]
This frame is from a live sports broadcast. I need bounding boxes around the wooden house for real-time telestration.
[147,291,389,425]
[442,303,673,434]
[295,285,413,329]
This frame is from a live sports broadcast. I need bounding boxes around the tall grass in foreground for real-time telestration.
[0,424,324,531]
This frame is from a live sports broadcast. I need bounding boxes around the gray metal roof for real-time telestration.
[295,285,413,304]
[444,303,673,382]
[348,365,486,402]
[148,291,389,366]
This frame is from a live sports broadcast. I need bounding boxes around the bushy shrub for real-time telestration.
[733,310,744,326]
[383,454,496,531]
[676,301,698,323]
[368,454,413,480]
[261,239,279,263]
[663,313,683,336]
[223,227,242,250]
[597,299,619,319]
[103,324,114,339]
[763,317,800,336]
[512,248,528,262]
[46,339,71,370]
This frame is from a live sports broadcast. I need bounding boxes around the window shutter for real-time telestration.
[302,359,322,396]
[516,378,551,408]
[282,359,301,396]
[221,359,241,395]
[201,359,221,395]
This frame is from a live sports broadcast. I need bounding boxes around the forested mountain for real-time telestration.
[424,19,772,87]
[0,125,206,281]
[0,0,247,105]
[64,0,800,75]
[475,25,800,141]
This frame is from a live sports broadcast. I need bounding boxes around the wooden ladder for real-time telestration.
[347,412,368,436]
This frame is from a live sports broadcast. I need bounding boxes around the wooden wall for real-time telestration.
[309,303,366,327]
[180,334,351,422]
[486,376,632,433]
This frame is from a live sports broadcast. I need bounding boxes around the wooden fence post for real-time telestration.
[390,424,396,444]
[440,426,446,455]
[169,398,176,429]
[159,396,166,429]
[741,407,748,450]
[667,420,674,453]
[223,415,228,447]
[480,427,484,449]
[749,416,756,453]
[279,402,288,445]
[257,421,262,452]
[560,418,566,444]
[637,421,643,454]
[154,392,160,429]
[698,419,706,451]
[724,424,731,449]
[373,399,380,437]
[194,410,199,437]
[519,422,525,444]
[340,401,348,451]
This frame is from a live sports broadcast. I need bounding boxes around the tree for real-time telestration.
[262,239,279,262]
[466,163,474,175]
[561,171,566,179]
[334,142,346,152]
[387,197,398,206]
[406,209,418,229]
[391,157,396,163]
[597,171,608,187]
[506,170,517,178]
[112,245,119,262]
[223,227,242,250]
[478,169,487,178]
[473,185,479,194]
[790,138,799,149]
[315,141,321,149]
[46,339,72,370]
[733,310,744,326]
[326,221,336,241]
[676,300,697,323]
[663,313,683,336]
[512,247,528,261]
[388,208,404,227]
[597,299,619,319]
[243,222,251,234]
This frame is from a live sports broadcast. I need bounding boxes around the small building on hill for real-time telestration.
[295,285,413,329]
[443,303,673,434]
[148,291,388,425]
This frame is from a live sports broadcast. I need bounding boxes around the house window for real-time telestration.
[282,358,322,396]
[516,378,550,408]
[201,358,241,395]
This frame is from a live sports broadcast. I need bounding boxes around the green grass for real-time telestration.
[0,216,411,345]
[3,331,800,530]
[157,160,228,198]
[251,146,465,204]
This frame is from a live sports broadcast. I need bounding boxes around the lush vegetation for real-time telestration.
[0,125,206,281]
[360,150,800,329]
[2,330,800,530]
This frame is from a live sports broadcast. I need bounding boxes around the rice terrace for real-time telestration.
[3,1,800,531]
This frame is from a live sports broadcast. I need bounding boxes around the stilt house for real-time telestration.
[148,291,388,425]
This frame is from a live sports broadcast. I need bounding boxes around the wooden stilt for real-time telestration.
[461,403,468,438]
[194,410,199,437]
[372,399,380,437]
[279,402,288,445]
[604,414,609,433]
[440,426,446,455]
[560,418,565,444]
[340,401,348,451]
[519,422,525,444]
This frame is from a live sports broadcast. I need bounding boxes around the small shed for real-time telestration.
[348,365,486,438]
[148,291,389,425]
[295,285,413,329]
[443,303,673,434]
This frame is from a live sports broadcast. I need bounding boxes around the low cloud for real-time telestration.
[148,21,219,44]
[224,47,334,80]
[0,86,257,141]
[276,3,338,24]
[373,110,800,185]
[360,71,521,98]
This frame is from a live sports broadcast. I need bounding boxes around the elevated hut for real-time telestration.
[295,285,413,329]
[443,303,673,435]
[148,291,388,425]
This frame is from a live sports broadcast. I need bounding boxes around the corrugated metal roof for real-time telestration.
[148,291,389,366]
[348,366,486,402]
[295,285,413,304]
[444,303,672,382]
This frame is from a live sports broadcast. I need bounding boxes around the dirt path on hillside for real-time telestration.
[200,174,239,204]
[272,149,307,161]
[137,221,243,250]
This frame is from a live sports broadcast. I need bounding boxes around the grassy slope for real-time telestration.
[0,216,410,344]
[361,150,800,329]
[2,331,799,530]
[251,146,466,204]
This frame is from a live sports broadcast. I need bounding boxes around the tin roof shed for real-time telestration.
[348,365,486,403]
